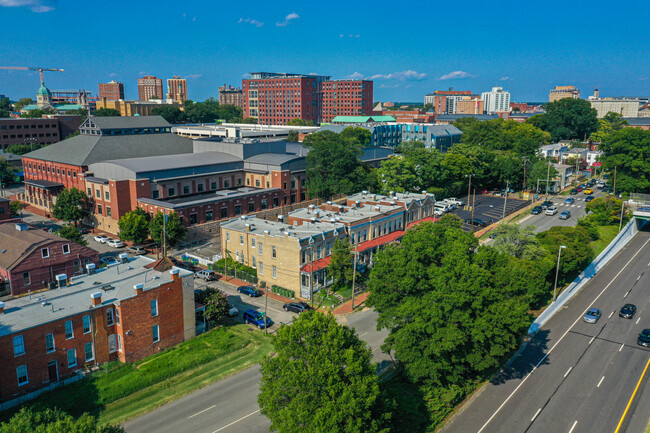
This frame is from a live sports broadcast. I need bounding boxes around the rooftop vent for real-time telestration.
[15,223,28,232]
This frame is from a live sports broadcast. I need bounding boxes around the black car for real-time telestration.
[237,286,262,297]
[541,200,553,210]
[569,189,578,195]
[283,302,312,314]
[531,206,542,215]
[619,304,637,319]
[638,329,650,347]
[464,218,488,227]
[585,195,595,202]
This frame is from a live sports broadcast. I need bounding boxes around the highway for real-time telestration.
[124,309,390,433]
[524,189,605,234]
[441,228,650,433]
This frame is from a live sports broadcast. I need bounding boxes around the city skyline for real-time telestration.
[1,0,649,103]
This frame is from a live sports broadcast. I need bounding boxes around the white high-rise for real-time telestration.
[481,87,511,113]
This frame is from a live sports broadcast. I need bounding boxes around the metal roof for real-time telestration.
[88,115,170,130]
[101,151,242,173]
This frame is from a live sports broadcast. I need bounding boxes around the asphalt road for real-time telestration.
[123,308,392,433]
[440,228,650,433]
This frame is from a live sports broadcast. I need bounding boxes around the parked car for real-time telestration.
[94,235,109,243]
[107,239,125,248]
[433,208,445,217]
[283,302,312,314]
[100,256,119,265]
[545,206,558,216]
[127,245,146,255]
[243,309,270,329]
[237,286,262,297]
[78,227,89,234]
[464,218,488,227]
[531,206,543,215]
[576,186,584,192]
[638,329,650,347]
[584,188,594,194]
[619,304,637,319]
[565,197,575,204]
[583,308,601,323]
[435,203,453,213]
[195,270,217,281]
[440,200,457,211]
[541,200,553,210]
[585,195,595,202]
[569,189,578,195]
[597,182,606,189]
[228,305,239,317]
[445,197,465,206]
[559,210,571,220]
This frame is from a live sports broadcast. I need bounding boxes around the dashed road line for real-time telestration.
[597,376,605,387]
[564,367,572,377]
[211,410,260,433]
[619,343,625,352]
[189,405,216,419]
[569,420,578,433]
[531,408,542,422]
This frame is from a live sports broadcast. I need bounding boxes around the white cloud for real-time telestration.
[276,12,299,27]
[185,74,202,80]
[0,0,54,12]
[339,34,360,38]
[347,72,364,79]
[438,70,473,80]
[500,76,510,81]
[369,70,427,81]
[339,34,344,38]
[241,73,252,79]
[109,72,118,77]
[239,17,264,27]
[139,71,146,75]
[380,83,401,89]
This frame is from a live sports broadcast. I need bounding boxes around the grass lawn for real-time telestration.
[590,225,620,256]
[7,324,272,427]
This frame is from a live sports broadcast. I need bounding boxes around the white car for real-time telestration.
[100,256,119,265]
[94,235,109,243]
[445,197,465,206]
[441,200,457,211]
[545,206,558,216]
[107,239,125,248]
[433,208,445,217]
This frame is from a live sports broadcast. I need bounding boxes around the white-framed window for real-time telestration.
[115,307,120,325]
[152,325,160,343]
[82,315,91,334]
[64,320,74,339]
[272,246,277,258]
[13,335,25,356]
[258,242,263,254]
[107,308,114,326]
[62,244,70,254]
[251,238,256,247]
[151,300,158,317]
[45,333,55,353]
[84,342,94,362]
[16,365,28,386]
[117,334,123,352]
[240,235,244,245]
[272,265,277,279]
[259,262,263,275]
[108,334,117,353]
[226,232,230,242]
[41,248,49,258]
[67,348,77,368]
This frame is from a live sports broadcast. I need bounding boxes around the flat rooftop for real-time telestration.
[347,191,432,205]
[289,203,404,225]
[138,187,280,210]
[221,215,346,240]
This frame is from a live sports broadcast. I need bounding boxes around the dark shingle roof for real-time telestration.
[623,118,650,126]
[89,115,170,130]
[101,151,242,173]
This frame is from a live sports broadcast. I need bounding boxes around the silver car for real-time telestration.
[583,308,601,323]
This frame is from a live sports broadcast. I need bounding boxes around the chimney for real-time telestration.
[170,269,180,281]
[314,211,320,218]
[0,301,5,314]
[91,292,102,306]
[134,283,144,295]
[593,89,599,99]
[278,215,284,222]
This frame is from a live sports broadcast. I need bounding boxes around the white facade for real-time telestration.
[481,87,511,113]
[589,98,641,118]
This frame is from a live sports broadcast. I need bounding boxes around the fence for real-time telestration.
[271,285,295,299]
[529,217,640,334]
[212,264,258,284]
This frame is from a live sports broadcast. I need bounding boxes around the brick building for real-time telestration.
[549,85,580,102]
[166,76,188,103]
[0,257,195,404]
[95,99,183,117]
[0,221,99,296]
[424,89,472,114]
[456,96,485,115]
[219,85,243,107]
[98,80,125,101]
[138,76,164,101]
[0,117,83,152]
[320,80,373,123]
[0,198,9,221]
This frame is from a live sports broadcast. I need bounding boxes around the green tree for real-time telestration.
[452,116,479,132]
[151,105,185,124]
[9,201,26,217]
[0,108,9,118]
[287,130,299,142]
[602,112,629,130]
[204,289,230,324]
[589,119,614,142]
[258,311,388,433]
[94,108,121,117]
[328,239,353,291]
[20,108,56,118]
[13,97,33,112]
[51,187,91,226]
[598,128,650,193]
[585,196,627,225]
[459,118,550,158]
[0,97,10,111]
[286,118,313,126]
[0,407,124,433]
[490,223,548,261]
[527,98,598,141]
[0,157,14,184]
[536,226,594,284]
[242,117,257,124]
[526,159,558,191]
[340,126,371,146]
[118,208,150,244]
[56,224,88,246]
[5,143,43,155]
[422,103,434,112]
[149,211,187,246]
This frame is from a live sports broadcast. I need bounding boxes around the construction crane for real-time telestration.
[0,66,64,85]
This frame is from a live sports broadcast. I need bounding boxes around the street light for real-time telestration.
[553,245,567,302]
[465,174,474,211]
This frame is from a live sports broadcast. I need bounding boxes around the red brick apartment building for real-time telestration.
[219,84,243,107]
[0,198,10,221]
[137,75,163,101]
[98,80,125,101]
[320,80,373,123]
[0,116,83,152]
[0,257,195,405]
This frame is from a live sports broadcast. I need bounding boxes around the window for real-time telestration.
[22,271,30,286]
[95,189,101,199]
[211,182,217,190]
[41,248,49,259]
[115,307,120,325]
[62,244,70,254]
[258,242,263,254]
[272,265,277,279]
[221,207,228,218]
[83,315,91,334]
[13,335,25,356]
[16,365,28,386]
[258,262,264,275]
[251,238,256,247]
[106,308,114,326]
[67,349,77,368]
[45,333,55,353]
[65,320,74,339]
[248,202,255,212]
[117,334,123,352]
[272,246,277,258]
[197,183,204,192]
[240,235,244,245]
[206,210,213,221]
[261,199,268,210]
[84,342,94,361]
[234,205,241,215]
[183,185,190,194]
[189,213,197,224]
[168,187,175,196]
[224,180,230,188]
[87,187,92,195]
[151,300,158,317]
[105,191,110,200]
[226,232,230,242]
[108,334,117,353]
[152,325,160,343]
[255,179,260,187]
[107,207,112,217]
[97,204,102,214]
[152,190,159,199]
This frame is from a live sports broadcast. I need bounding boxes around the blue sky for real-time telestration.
[1,0,648,103]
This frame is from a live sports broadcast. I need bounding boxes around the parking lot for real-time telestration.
[448,194,530,231]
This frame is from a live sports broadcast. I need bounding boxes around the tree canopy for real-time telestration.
[0,157,14,185]
[526,98,598,141]
[152,98,243,124]
[94,108,121,117]
[56,224,88,246]
[0,407,124,433]
[149,211,187,246]
[12,97,33,112]
[51,187,91,226]
[203,289,230,324]
[118,208,150,244]
[286,118,313,126]
[328,239,353,291]
[536,225,594,285]
[598,128,650,193]
[459,118,551,158]
[151,105,184,124]
[20,108,56,118]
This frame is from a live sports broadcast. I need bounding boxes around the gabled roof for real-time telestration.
[331,115,396,123]
[87,115,170,130]
[0,222,74,271]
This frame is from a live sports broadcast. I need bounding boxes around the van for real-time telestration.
[127,245,146,255]
[195,270,217,281]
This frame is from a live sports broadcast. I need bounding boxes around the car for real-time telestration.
[228,305,239,317]
[583,308,602,323]
[559,210,571,220]
[242,309,270,329]
[597,182,606,189]
[619,304,637,319]
[545,206,558,216]
[440,200,457,211]
[585,195,595,202]
[78,227,89,234]
[501,188,515,194]
[445,197,465,206]
[565,197,575,204]
[464,218,488,227]
[127,245,146,255]
[94,235,109,243]
[638,329,650,347]
[433,208,445,217]
[107,239,125,248]
[283,302,312,314]
[237,286,262,297]
[576,186,584,192]
[584,188,594,194]
[541,200,553,210]
[531,206,543,215]
[570,189,578,195]
[100,256,119,265]
[195,270,217,281]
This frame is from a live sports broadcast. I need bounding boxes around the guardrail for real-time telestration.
[529,218,640,334]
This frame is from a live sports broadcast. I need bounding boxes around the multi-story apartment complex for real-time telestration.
[95,98,183,117]
[424,89,472,114]
[98,80,125,101]
[138,75,164,101]
[549,85,580,102]
[589,97,642,118]
[0,116,83,152]
[455,96,485,114]
[219,85,243,107]
[0,256,195,404]
[0,198,11,221]
[320,80,373,123]
[166,76,188,102]
[481,87,511,113]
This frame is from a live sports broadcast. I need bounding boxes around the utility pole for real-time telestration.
[466,174,473,211]
[502,181,510,219]
[351,241,358,310]
[545,161,551,200]
[471,188,476,230]
[309,243,314,308]
[522,158,528,195]
[553,246,567,302]
[613,166,617,196]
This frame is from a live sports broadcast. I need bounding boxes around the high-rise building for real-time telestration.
[481,87,511,113]
[320,80,373,123]
[219,84,243,107]
[166,76,188,102]
[455,96,484,115]
[549,85,580,102]
[137,75,163,101]
[424,89,472,114]
[98,80,125,101]
[589,97,642,118]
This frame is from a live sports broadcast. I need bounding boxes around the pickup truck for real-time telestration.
[444,197,465,206]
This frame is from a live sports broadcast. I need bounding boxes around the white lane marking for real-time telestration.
[637,317,641,325]
[188,405,216,419]
[589,336,595,344]
[372,346,382,352]
[564,367,572,377]
[212,410,260,433]
[569,420,578,433]
[608,311,614,319]
[531,408,542,422]
[475,237,650,433]
[624,291,630,298]
[597,376,605,387]
[359,332,368,337]
[638,275,642,280]
[619,343,625,352]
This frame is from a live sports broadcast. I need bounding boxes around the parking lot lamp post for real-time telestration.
[465,174,473,211]
[545,161,551,200]
[351,241,358,310]
[471,188,476,230]
[553,245,567,302]
[502,181,510,219]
